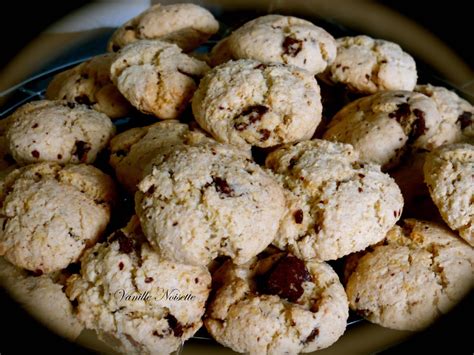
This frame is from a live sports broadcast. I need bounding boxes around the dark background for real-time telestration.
[0,1,472,354]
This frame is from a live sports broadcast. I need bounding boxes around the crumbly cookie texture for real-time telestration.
[135,143,286,266]
[324,90,444,169]
[109,120,214,193]
[66,216,211,355]
[46,53,132,119]
[205,252,348,354]
[110,40,210,119]
[266,140,403,261]
[424,144,474,246]
[5,100,115,165]
[0,257,83,340]
[415,84,473,143]
[328,35,417,94]
[345,219,474,331]
[210,15,336,75]
[107,3,219,52]
[0,163,116,273]
[192,59,322,150]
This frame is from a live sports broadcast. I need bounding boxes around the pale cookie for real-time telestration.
[109,120,213,193]
[0,257,83,340]
[66,216,211,355]
[415,84,473,143]
[266,139,403,261]
[107,3,219,52]
[324,90,445,169]
[192,59,322,149]
[5,100,115,165]
[110,40,210,119]
[345,219,474,331]
[210,15,336,75]
[0,163,116,273]
[424,144,474,246]
[135,143,286,266]
[46,53,132,119]
[205,252,348,354]
[328,35,417,94]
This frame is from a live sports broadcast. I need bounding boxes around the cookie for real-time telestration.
[66,216,211,355]
[107,3,219,52]
[192,59,322,150]
[0,118,16,171]
[205,252,348,354]
[109,120,213,193]
[345,219,474,331]
[135,143,286,266]
[266,139,403,261]
[424,144,474,246]
[210,15,336,75]
[415,84,473,143]
[110,40,210,119]
[0,163,116,273]
[323,90,444,169]
[0,257,83,340]
[46,53,132,119]
[328,35,417,94]
[5,100,115,165]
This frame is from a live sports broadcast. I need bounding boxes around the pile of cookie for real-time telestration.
[0,3,473,354]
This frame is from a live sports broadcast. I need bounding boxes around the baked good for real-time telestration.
[209,15,336,74]
[0,117,16,171]
[0,257,83,340]
[192,59,322,149]
[266,139,403,260]
[5,100,115,165]
[345,219,474,330]
[328,35,417,94]
[424,143,474,245]
[205,252,348,354]
[0,163,116,273]
[66,216,211,355]
[107,3,219,52]
[46,53,132,119]
[110,40,210,119]
[135,143,286,266]
[323,90,444,169]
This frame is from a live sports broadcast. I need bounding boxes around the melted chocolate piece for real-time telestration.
[304,328,319,344]
[388,103,411,121]
[283,37,303,57]
[234,105,269,131]
[165,314,183,337]
[73,141,91,163]
[409,109,427,142]
[31,150,40,159]
[213,176,233,196]
[293,209,304,224]
[458,111,472,129]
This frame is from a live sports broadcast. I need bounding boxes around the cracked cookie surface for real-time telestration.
[324,90,444,169]
[266,139,403,261]
[5,100,115,165]
[328,35,417,94]
[192,59,322,149]
[110,40,210,119]
[424,144,474,246]
[46,53,132,119]
[210,15,336,75]
[345,219,474,330]
[107,3,219,52]
[66,216,211,355]
[0,163,116,273]
[205,252,348,354]
[135,142,286,266]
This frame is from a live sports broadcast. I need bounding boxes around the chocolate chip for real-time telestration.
[145,277,154,283]
[194,278,199,284]
[409,109,427,142]
[74,95,93,106]
[257,254,312,303]
[293,209,304,224]
[32,123,38,129]
[66,102,76,109]
[234,105,269,131]
[314,223,321,233]
[358,173,365,178]
[112,44,120,52]
[165,314,183,337]
[118,237,134,254]
[212,176,233,196]
[381,60,388,64]
[358,187,363,193]
[388,103,411,121]
[124,25,135,31]
[259,129,271,141]
[304,328,319,344]
[31,150,40,158]
[57,154,63,159]
[29,269,43,277]
[365,74,370,80]
[342,66,349,71]
[282,37,303,57]
[152,330,163,338]
[254,63,267,70]
[118,262,124,270]
[457,111,472,129]
[146,185,155,196]
[73,141,91,163]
